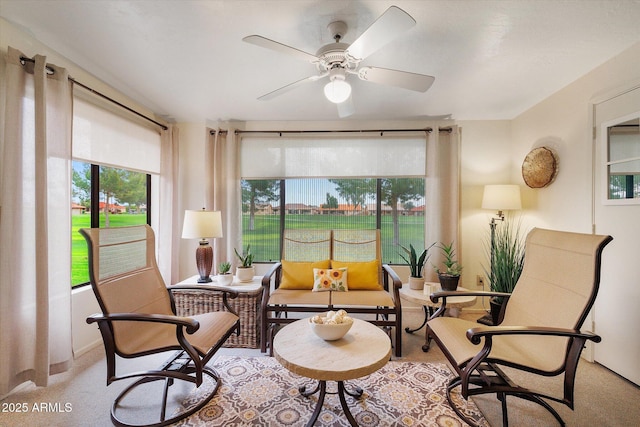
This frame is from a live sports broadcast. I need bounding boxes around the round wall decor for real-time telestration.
[522,147,558,188]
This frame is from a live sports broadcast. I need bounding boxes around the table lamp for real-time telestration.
[181,209,223,283]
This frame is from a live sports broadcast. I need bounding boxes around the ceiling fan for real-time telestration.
[243,6,435,117]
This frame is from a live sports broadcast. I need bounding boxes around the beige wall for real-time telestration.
[457,120,512,307]
[511,42,640,232]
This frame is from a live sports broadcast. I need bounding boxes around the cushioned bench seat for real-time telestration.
[260,229,403,357]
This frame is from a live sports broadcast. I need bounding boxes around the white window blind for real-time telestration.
[72,97,161,174]
[609,123,640,174]
[240,135,426,178]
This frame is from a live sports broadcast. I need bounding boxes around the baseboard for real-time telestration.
[73,340,102,358]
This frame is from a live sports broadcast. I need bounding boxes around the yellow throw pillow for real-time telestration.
[331,260,382,290]
[312,267,348,292]
[279,260,331,290]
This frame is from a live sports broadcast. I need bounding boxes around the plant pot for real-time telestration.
[217,273,233,286]
[438,274,460,291]
[236,266,255,282]
[489,297,504,325]
[408,276,424,290]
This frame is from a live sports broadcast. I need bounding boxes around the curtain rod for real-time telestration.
[19,56,168,131]
[213,127,452,136]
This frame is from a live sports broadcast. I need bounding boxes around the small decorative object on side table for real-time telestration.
[216,261,233,286]
[399,242,435,290]
[181,209,223,283]
[234,244,255,282]
[433,241,463,291]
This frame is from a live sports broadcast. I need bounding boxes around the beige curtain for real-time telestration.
[205,128,241,270]
[157,125,180,284]
[424,126,460,282]
[0,47,73,396]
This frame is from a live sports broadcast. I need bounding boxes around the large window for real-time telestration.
[71,95,161,287]
[71,162,150,287]
[240,133,427,264]
[241,178,425,264]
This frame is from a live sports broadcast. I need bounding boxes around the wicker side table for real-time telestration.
[169,275,262,349]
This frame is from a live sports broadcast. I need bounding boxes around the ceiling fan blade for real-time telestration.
[358,66,435,92]
[346,6,416,61]
[243,35,318,63]
[258,75,324,101]
[337,96,354,118]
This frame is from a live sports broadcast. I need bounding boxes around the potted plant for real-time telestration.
[433,241,463,291]
[234,244,255,282]
[216,261,233,286]
[400,243,435,290]
[482,217,525,324]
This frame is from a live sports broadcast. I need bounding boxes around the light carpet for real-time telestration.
[174,356,488,426]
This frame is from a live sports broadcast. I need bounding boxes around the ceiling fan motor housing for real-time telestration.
[315,42,356,72]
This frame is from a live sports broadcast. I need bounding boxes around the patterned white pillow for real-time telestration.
[312,267,348,292]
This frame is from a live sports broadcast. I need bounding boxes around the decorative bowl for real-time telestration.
[309,312,353,341]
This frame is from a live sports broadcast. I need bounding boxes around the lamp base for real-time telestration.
[195,242,213,283]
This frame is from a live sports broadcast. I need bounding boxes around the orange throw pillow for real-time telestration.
[279,259,331,290]
[330,260,381,290]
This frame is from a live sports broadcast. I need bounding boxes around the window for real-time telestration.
[607,117,640,201]
[71,162,150,287]
[241,177,425,264]
[240,133,427,264]
[71,95,161,287]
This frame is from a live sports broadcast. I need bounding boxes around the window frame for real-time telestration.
[240,177,426,265]
[601,112,640,205]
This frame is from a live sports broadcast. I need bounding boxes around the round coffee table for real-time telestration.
[273,318,391,427]
[399,284,476,351]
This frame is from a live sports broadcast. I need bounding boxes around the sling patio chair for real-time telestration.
[80,225,240,427]
[427,227,612,426]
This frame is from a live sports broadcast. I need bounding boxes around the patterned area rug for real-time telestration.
[175,356,488,426]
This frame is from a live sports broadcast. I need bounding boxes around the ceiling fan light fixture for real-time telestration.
[324,78,351,104]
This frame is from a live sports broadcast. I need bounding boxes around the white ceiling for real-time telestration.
[2,0,640,123]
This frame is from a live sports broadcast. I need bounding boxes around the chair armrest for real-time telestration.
[262,262,281,288]
[428,290,511,317]
[382,264,402,305]
[430,290,511,304]
[382,264,402,288]
[261,262,281,300]
[466,325,602,345]
[87,312,201,334]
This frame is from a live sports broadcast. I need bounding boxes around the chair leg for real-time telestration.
[446,373,568,427]
[499,392,509,427]
[445,377,481,427]
[110,364,221,427]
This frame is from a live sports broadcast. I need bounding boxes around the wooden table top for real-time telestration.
[399,284,477,308]
[171,275,263,294]
[273,318,391,381]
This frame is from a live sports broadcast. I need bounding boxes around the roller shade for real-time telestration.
[72,97,161,174]
[609,125,640,174]
[240,135,426,178]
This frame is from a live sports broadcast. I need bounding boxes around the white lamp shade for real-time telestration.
[482,185,522,210]
[324,79,352,104]
[181,210,223,239]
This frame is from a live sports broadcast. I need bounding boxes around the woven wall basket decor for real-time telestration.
[522,146,558,188]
